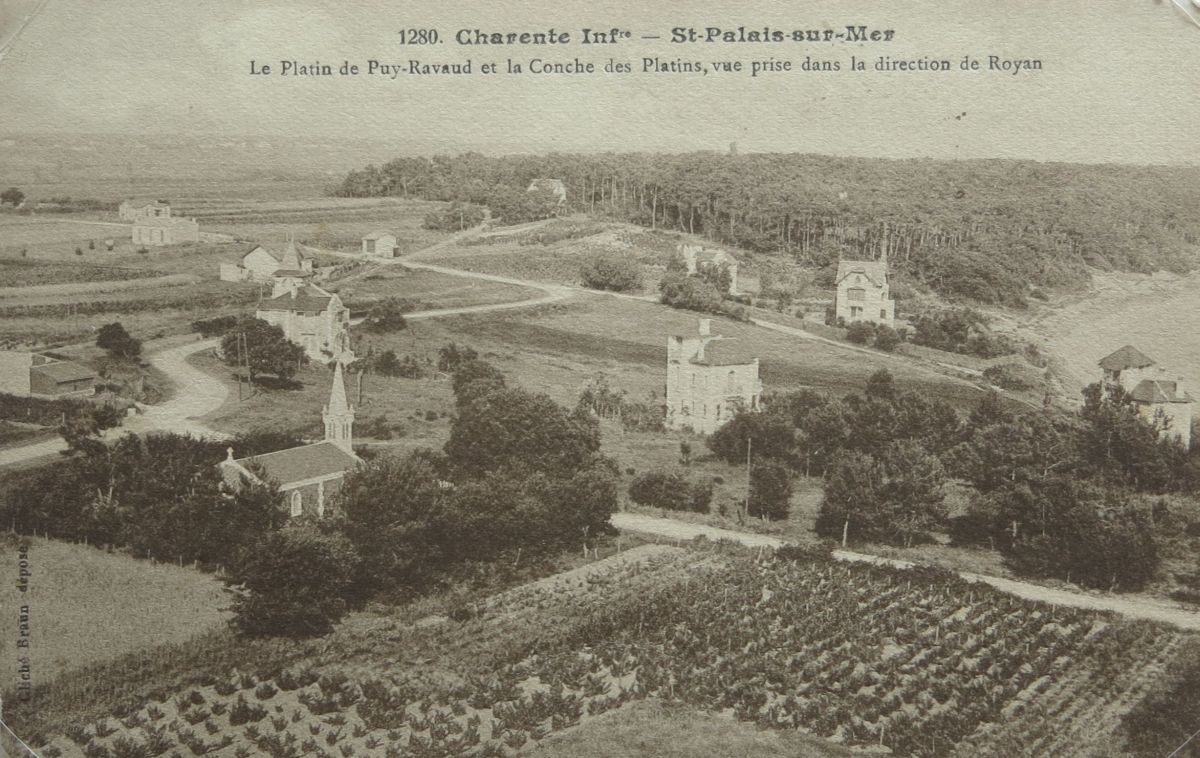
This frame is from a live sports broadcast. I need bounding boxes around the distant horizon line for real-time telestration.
[0,129,1196,169]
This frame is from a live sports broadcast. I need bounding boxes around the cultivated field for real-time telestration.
[17,543,1187,758]
[0,535,229,685]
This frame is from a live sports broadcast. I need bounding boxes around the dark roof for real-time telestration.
[30,360,96,383]
[1130,379,1192,404]
[258,285,334,313]
[836,259,887,287]
[678,337,758,367]
[230,441,358,486]
[1099,345,1155,371]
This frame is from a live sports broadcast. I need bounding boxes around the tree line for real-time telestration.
[0,357,618,637]
[706,371,1198,591]
[332,152,1200,306]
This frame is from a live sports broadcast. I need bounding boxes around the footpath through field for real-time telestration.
[611,512,1200,631]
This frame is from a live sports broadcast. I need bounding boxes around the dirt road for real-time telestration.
[611,512,1200,631]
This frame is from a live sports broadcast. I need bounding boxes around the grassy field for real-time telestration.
[193,352,454,453]
[0,534,229,685]
[533,699,855,758]
[328,267,538,312]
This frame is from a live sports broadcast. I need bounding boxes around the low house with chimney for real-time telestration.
[1099,345,1193,448]
[834,252,895,327]
[219,364,359,518]
[0,351,96,398]
[665,319,762,435]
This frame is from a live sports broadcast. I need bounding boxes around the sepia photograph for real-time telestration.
[1,1,1200,756]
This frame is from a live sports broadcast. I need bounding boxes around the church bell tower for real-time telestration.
[323,362,355,455]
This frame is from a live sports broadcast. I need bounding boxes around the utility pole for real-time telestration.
[235,330,244,401]
[744,436,752,519]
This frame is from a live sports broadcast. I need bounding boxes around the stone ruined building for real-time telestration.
[362,231,398,258]
[219,363,359,518]
[666,318,762,435]
[131,215,200,246]
[679,243,739,295]
[834,251,895,327]
[255,276,354,365]
[1099,345,1193,448]
[0,351,95,398]
[119,200,170,221]
[220,240,314,282]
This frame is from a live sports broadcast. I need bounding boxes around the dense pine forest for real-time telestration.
[333,153,1200,306]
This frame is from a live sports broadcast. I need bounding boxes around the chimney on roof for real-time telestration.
[226,447,234,461]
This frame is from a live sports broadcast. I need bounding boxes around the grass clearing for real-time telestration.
[533,698,854,758]
[0,535,230,685]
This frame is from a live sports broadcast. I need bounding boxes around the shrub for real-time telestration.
[362,297,415,333]
[191,315,238,338]
[579,254,643,292]
[96,322,142,360]
[845,321,875,345]
[873,325,901,352]
[982,362,1041,391]
[628,470,712,513]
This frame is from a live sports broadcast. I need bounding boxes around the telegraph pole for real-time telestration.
[744,436,752,520]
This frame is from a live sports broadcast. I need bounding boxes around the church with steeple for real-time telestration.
[218,363,360,518]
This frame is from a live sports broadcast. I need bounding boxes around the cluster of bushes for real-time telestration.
[910,308,1016,358]
[191,315,239,338]
[844,321,903,352]
[368,349,428,379]
[712,370,1197,590]
[423,202,486,232]
[576,376,664,433]
[579,253,643,292]
[628,470,713,513]
[96,322,142,361]
[219,317,307,382]
[981,362,1044,392]
[658,272,746,320]
[361,297,416,333]
[0,393,97,427]
[0,431,302,567]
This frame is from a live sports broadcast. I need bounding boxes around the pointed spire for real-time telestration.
[280,238,303,270]
[327,362,350,415]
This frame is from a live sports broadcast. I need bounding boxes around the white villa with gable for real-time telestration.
[219,364,359,517]
[132,215,200,246]
[834,252,895,326]
[255,275,354,364]
[666,319,762,435]
[1099,345,1193,448]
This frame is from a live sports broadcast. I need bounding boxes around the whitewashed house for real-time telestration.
[362,231,398,258]
[834,252,895,327]
[665,319,762,435]
[132,216,200,246]
[1099,345,1193,448]
[220,241,314,282]
[255,281,354,365]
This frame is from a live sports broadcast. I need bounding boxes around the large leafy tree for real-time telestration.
[221,317,306,382]
[96,322,142,361]
[226,524,360,637]
[446,384,601,478]
[334,452,446,597]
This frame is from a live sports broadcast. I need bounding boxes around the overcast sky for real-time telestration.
[0,0,1198,163]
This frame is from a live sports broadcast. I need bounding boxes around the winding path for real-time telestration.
[612,512,1200,631]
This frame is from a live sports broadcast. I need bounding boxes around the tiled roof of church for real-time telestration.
[225,441,358,487]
